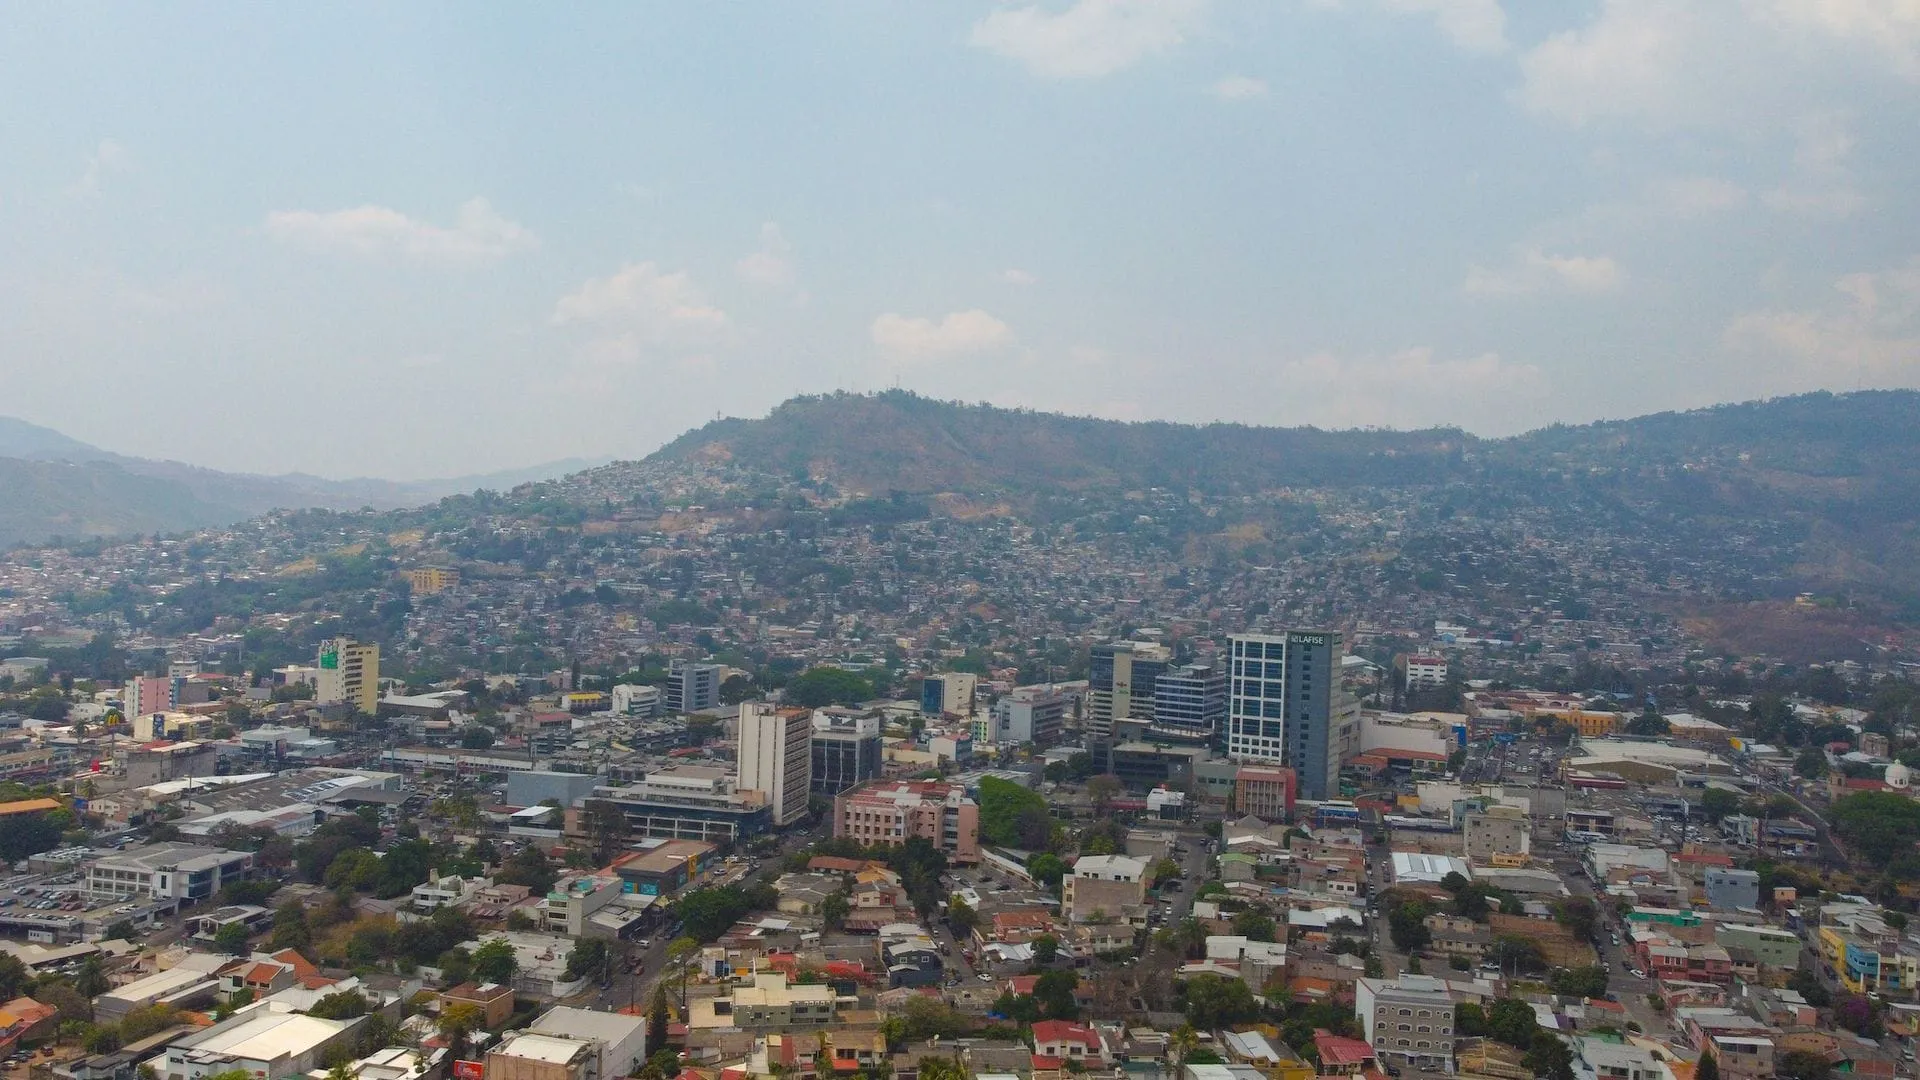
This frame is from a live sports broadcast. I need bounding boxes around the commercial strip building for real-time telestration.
[607,838,717,898]
[587,767,771,845]
[832,780,980,864]
[161,1002,363,1080]
[86,844,254,906]
[484,1007,647,1080]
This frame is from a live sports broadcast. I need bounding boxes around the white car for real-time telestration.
[977,972,993,982]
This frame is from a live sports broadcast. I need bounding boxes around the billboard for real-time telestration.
[453,1061,484,1080]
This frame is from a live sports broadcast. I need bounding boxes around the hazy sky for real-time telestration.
[3,2,1919,479]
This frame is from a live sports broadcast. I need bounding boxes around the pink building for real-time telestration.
[833,780,980,864]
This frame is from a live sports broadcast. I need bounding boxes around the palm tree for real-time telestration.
[1170,1024,1199,1068]
[666,936,702,1009]
[917,1057,968,1080]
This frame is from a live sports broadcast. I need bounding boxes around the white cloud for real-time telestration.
[1647,175,1750,217]
[1379,0,1509,53]
[263,197,536,264]
[1309,0,1507,54]
[1518,3,1919,131]
[1001,268,1039,285]
[75,138,129,194]
[1723,257,1920,389]
[1276,347,1546,432]
[1759,0,1920,80]
[969,0,1206,79]
[1208,74,1269,100]
[553,263,728,367]
[734,222,795,287]
[1517,0,1712,128]
[1464,248,1625,296]
[1764,112,1867,217]
[870,309,1014,362]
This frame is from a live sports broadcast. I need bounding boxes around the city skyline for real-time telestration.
[3,2,1918,479]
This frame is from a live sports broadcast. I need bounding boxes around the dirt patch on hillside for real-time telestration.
[1668,600,1902,663]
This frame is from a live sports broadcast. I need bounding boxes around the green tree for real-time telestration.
[1033,969,1079,1020]
[1700,787,1744,822]
[1829,791,1920,865]
[1231,909,1278,942]
[947,895,980,936]
[213,921,252,956]
[306,991,370,1020]
[1549,966,1608,998]
[1777,1050,1830,1080]
[270,902,312,952]
[1487,935,1546,975]
[647,984,671,1055]
[1179,974,1259,1029]
[1027,853,1067,894]
[1697,1049,1720,1080]
[437,1002,484,1058]
[74,955,110,998]
[1086,774,1122,813]
[917,1057,969,1080]
[821,892,850,931]
[666,936,702,1006]
[1624,710,1670,737]
[1795,746,1830,780]
[472,938,519,984]
[978,777,1050,847]
[1032,935,1059,965]
[564,939,610,982]
[1485,998,1539,1050]
[1524,1033,1575,1080]
[785,667,872,708]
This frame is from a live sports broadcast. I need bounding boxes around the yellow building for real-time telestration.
[406,567,460,595]
[1525,706,1617,738]
[316,638,380,715]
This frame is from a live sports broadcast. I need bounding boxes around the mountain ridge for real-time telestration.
[0,415,609,548]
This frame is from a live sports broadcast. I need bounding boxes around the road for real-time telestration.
[584,821,826,1013]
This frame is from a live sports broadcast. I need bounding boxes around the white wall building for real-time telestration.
[737,703,812,827]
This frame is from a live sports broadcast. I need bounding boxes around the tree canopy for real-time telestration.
[1830,791,1920,867]
[785,667,873,707]
[979,775,1051,848]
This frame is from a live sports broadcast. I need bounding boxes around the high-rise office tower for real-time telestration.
[1226,631,1353,801]
[738,702,812,827]
[315,639,380,715]
[1087,640,1172,738]
[920,672,978,717]
[666,659,722,714]
[1151,662,1228,746]
[810,709,883,796]
[991,686,1073,748]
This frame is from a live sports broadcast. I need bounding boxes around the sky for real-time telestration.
[2,2,1919,480]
